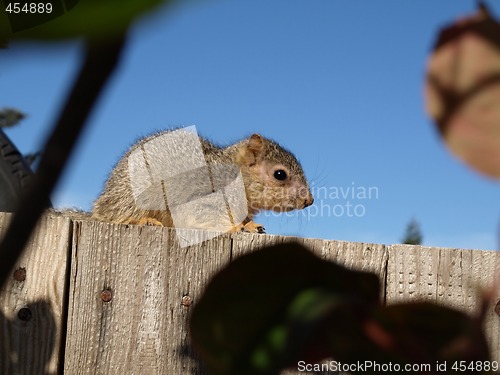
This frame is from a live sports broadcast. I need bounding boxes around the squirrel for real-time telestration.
[91,129,314,233]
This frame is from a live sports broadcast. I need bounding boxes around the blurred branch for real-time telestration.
[0,34,127,288]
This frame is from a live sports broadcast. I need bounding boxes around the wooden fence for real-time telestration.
[0,211,498,374]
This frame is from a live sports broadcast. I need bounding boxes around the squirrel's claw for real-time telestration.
[236,221,265,234]
[231,221,266,234]
[127,217,164,226]
[253,224,266,234]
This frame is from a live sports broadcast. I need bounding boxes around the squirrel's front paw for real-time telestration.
[127,217,164,226]
[233,221,265,234]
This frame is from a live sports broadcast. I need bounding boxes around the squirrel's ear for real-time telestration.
[248,134,265,155]
[238,134,265,166]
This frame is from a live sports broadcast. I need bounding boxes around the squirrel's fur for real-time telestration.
[91,130,313,233]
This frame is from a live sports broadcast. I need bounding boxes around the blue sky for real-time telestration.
[1,0,500,250]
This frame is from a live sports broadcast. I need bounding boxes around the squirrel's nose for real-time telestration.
[302,194,314,208]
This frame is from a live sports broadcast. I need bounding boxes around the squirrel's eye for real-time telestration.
[274,169,287,181]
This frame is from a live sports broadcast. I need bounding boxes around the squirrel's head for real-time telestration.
[236,134,314,213]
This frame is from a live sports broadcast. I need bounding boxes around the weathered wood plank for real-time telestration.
[0,212,72,375]
[386,244,500,362]
[303,238,388,285]
[230,232,292,258]
[232,235,388,280]
[63,223,231,375]
[3,210,494,374]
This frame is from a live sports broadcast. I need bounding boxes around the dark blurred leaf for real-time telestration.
[425,2,500,179]
[327,302,489,374]
[368,303,490,365]
[0,0,173,42]
[189,242,380,375]
[191,242,491,375]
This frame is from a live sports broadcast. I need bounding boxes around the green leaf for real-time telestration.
[248,288,349,373]
[0,0,174,42]
[189,242,380,375]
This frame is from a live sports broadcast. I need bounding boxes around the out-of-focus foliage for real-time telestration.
[426,3,500,179]
[401,218,423,245]
[0,0,175,43]
[0,108,25,128]
[190,242,490,375]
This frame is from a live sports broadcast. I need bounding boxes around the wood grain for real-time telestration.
[387,244,500,362]
[63,223,232,375]
[1,211,497,374]
[0,212,72,375]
